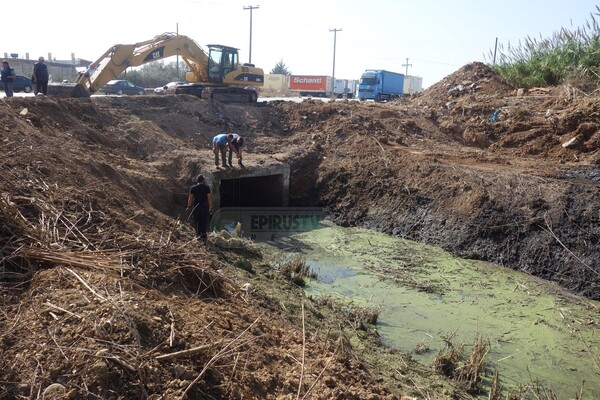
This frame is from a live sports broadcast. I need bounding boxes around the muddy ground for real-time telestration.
[0,62,598,399]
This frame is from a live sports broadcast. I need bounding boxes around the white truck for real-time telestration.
[334,78,358,98]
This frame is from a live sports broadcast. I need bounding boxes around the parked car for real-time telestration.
[0,75,33,93]
[154,81,186,94]
[99,80,146,95]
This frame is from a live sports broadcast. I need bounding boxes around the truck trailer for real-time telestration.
[334,78,357,98]
[358,70,422,101]
[289,75,333,97]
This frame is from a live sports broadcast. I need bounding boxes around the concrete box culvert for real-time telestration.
[206,164,290,210]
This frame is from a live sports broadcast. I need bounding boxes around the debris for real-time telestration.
[562,136,578,148]
[528,87,552,94]
[489,109,501,123]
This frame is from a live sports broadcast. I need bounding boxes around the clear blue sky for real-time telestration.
[3,0,598,87]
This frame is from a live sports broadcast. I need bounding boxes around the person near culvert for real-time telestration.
[228,133,244,167]
[187,174,213,242]
[1,61,16,97]
[32,56,49,95]
[213,133,233,169]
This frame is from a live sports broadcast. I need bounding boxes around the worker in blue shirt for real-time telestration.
[32,57,49,95]
[1,61,16,97]
[213,133,233,169]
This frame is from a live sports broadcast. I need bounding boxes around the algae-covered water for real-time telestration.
[272,221,600,399]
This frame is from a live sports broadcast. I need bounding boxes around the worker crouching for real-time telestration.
[228,133,244,167]
[213,133,233,169]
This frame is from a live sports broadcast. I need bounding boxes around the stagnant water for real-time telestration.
[269,221,600,399]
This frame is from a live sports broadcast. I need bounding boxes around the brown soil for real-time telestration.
[1,62,598,399]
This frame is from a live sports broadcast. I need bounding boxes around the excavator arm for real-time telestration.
[73,32,263,100]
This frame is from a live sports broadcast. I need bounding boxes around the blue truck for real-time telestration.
[358,70,422,101]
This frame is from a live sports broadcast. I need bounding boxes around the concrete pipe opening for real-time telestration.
[207,164,290,210]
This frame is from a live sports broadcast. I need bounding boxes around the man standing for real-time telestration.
[32,57,49,95]
[228,133,244,168]
[213,133,233,169]
[187,174,213,242]
[1,61,16,97]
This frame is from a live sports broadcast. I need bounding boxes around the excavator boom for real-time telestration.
[73,33,263,102]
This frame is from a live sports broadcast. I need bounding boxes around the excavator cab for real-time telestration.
[207,45,239,83]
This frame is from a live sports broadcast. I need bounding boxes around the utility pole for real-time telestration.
[329,28,341,85]
[493,37,498,65]
[402,57,412,75]
[176,22,179,78]
[243,5,259,64]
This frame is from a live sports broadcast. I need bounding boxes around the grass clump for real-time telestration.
[314,295,381,331]
[433,331,490,394]
[276,255,316,287]
[488,6,600,90]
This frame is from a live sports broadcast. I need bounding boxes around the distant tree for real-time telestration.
[121,60,189,88]
[270,59,291,75]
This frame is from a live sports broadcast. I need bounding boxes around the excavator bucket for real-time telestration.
[72,84,91,98]
[46,82,79,97]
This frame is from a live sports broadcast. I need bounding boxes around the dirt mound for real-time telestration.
[414,62,514,109]
[405,62,600,163]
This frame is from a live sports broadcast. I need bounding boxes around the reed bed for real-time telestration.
[488,6,600,90]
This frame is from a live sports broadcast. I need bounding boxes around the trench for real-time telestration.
[268,224,600,399]
[179,161,599,398]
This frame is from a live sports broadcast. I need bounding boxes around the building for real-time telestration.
[1,52,92,83]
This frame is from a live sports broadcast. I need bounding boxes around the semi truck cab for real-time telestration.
[358,70,406,102]
[358,69,423,101]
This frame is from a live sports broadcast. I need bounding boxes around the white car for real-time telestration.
[154,81,186,94]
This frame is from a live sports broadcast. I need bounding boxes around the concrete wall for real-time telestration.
[1,56,90,83]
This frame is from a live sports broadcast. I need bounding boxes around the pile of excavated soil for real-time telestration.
[1,61,599,398]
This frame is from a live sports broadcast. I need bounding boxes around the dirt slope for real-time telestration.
[1,62,599,398]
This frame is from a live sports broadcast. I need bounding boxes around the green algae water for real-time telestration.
[273,221,600,399]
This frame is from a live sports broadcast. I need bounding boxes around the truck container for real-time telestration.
[403,75,423,96]
[334,78,358,98]
[262,74,290,97]
[358,70,422,101]
[289,75,333,97]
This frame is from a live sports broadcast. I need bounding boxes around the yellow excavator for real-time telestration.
[72,32,264,102]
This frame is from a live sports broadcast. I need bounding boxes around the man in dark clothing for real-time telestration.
[32,57,49,95]
[1,60,16,97]
[187,174,213,242]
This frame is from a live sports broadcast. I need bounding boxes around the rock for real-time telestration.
[43,383,66,399]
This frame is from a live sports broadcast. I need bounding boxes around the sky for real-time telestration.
[3,0,598,88]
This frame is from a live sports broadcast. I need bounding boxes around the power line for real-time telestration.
[409,58,462,67]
